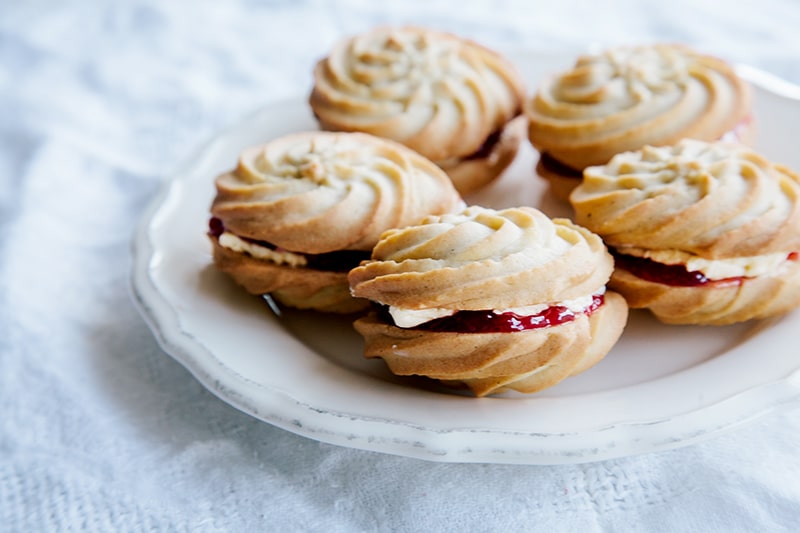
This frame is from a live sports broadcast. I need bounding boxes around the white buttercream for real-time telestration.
[218,232,307,267]
[388,289,604,329]
[619,246,791,279]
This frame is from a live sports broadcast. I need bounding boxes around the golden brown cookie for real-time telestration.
[570,140,800,325]
[209,131,464,313]
[526,44,753,200]
[310,26,526,195]
[349,206,628,396]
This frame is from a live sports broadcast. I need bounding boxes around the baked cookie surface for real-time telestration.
[526,44,753,199]
[310,26,526,194]
[210,131,464,313]
[571,140,800,324]
[349,205,628,396]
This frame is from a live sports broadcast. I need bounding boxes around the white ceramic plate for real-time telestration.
[131,51,800,465]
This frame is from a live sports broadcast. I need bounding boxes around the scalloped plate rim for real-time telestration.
[130,50,800,464]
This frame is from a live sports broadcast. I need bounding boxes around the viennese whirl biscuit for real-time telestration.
[310,26,526,195]
[571,140,800,325]
[527,44,753,200]
[348,206,628,396]
[209,131,464,313]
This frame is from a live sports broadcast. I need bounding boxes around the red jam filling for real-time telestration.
[719,113,754,143]
[538,152,583,179]
[208,216,225,237]
[611,249,799,288]
[208,217,369,273]
[381,294,604,333]
[465,128,504,161]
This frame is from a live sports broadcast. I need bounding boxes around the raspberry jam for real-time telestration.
[383,295,605,333]
[208,216,225,237]
[538,152,583,179]
[719,114,754,143]
[610,249,786,288]
[208,217,369,272]
[303,249,370,272]
[465,128,503,161]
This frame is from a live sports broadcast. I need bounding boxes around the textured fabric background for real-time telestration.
[2,1,800,531]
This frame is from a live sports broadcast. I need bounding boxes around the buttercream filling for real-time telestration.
[218,232,308,267]
[209,218,369,272]
[387,288,606,331]
[612,248,799,287]
[617,246,793,279]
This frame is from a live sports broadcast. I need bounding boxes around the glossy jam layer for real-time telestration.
[208,217,369,272]
[538,152,583,179]
[465,128,503,161]
[611,249,798,287]
[720,113,754,143]
[382,295,604,333]
[208,216,225,237]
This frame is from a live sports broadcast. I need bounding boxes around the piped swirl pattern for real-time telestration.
[310,26,525,164]
[211,131,464,254]
[349,205,627,396]
[349,205,613,310]
[571,140,800,258]
[527,44,752,170]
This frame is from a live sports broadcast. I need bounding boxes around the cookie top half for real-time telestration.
[349,205,613,310]
[571,140,800,258]
[527,44,752,169]
[211,131,464,253]
[310,26,525,163]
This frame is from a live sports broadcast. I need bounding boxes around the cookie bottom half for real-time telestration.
[211,238,369,314]
[353,291,628,396]
[442,115,527,197]
[610,261,800,325]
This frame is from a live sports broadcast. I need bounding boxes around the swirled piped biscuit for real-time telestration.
[526,44,753,200]
[570,140,800,325]
[348,206,628,396]
[310,26,527,195]
[209,131,464,313]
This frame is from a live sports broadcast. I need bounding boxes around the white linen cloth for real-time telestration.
[3,1,800,530]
